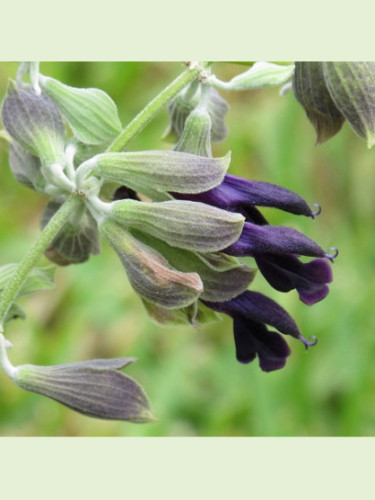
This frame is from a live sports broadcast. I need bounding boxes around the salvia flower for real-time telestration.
[204,290,317,371]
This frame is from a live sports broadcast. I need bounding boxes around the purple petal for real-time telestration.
[204,290,301,338]
[172,174,314,218]
[225,222,326,258]
[255,254,332,305]
[233,316,291,372]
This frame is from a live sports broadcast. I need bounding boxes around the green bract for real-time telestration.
[92,150,230,199]
[131,229,256,302]
[208,62,295,91]
[142,298,221,327]
[1,83,65,164]
[100,219,203,309]
[110,199,245,253]
[39,75,122,145]
[174,108,212,157]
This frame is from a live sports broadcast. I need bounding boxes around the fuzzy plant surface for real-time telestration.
[0,61,374,436]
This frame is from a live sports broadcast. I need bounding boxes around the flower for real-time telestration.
[172,174,335,305]
[204,290,316,372]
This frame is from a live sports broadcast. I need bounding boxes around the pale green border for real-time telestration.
[1,438,374,496]
[1,0,375,496]
[0,0,374,60]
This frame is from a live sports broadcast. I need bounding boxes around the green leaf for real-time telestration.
[111,199,244,253]
[93,150,230,199]
[100,219,203,309]
[0,264,56,297]
[39,75,122,145]
[4,301,26,323]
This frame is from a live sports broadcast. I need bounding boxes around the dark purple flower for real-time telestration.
[204,290,316,372]
[224,221,331,259]
[173,173,319,218]
[173,173,336,305]
[254,254,333,306]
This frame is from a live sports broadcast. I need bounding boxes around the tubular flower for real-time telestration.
[172,174,335,305]
[203,290,316,372]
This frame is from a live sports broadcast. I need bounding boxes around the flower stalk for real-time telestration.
[0,194,83,330]
[107,62,211,152]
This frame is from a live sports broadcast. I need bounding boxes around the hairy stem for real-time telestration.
[0,194,83,330]
[107,62,211,153]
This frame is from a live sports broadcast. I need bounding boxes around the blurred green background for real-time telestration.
[0,62,375,436]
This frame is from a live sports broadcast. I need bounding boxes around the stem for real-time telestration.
[107,62,211,153]
[0,194,83,330]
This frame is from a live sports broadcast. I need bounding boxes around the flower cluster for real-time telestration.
[114,80,336,371]
[0,62,337,410]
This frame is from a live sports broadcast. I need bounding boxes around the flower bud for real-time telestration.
[41,197,100,266]
[1,82,65,164]
[322,62,375,148]
[92,150,230,200]
[174,108,212,157]
[165,85,228,142]
[14,358,155,422]
[110,199,245,253]
[292,62,345,144]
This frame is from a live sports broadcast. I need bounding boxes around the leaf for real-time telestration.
[0,263,56,297]
[39,75,122,145]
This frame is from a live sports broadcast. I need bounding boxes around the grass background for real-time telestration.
[0,62,375,436]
